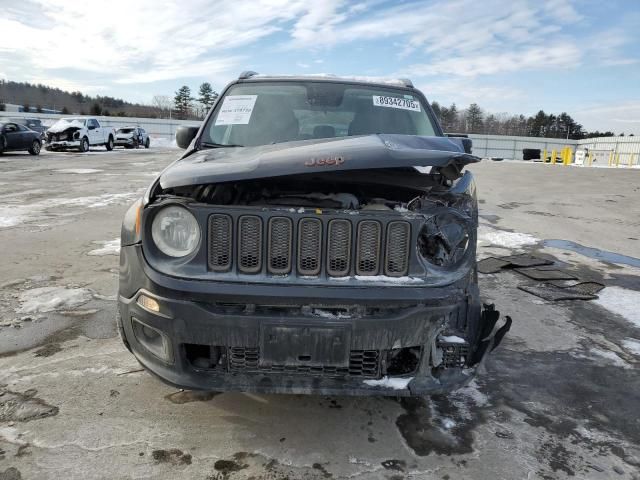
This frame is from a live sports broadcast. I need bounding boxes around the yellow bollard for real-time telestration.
[587,151,593,166]
[608,151,613,166]
[542,149,548,163]
[616,153,620,167]
[551,149,557,165]
[567,149,573,165]
[628,153,634,167]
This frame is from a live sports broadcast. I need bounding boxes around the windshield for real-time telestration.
[202,81,438,147]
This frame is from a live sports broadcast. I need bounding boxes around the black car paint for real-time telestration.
[159,134,477,190]
[117,76,509,396]
[0,122,42,153]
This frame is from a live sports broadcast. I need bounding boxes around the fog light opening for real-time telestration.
[184,343,225,370]
[385,347,421,376]
[131,317,173,363]
[137,294,160,313]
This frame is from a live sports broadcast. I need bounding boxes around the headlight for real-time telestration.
[418,212,470,267]
[151,205,200,257]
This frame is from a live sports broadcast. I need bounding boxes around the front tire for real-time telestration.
[79,137,89,153]
[105,136,114,151]
[28,140,41,155]
[145,138,150,149]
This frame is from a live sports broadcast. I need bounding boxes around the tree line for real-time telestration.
[430,101,624,139]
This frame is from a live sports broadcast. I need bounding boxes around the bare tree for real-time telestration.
[152,95,173,118]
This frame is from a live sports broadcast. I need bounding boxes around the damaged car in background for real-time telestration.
[115,126,150,149]
[118,73,511,396]
[45,117,115,152]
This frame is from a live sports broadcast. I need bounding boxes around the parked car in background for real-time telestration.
[9,118,46,140]
[117,73,510,397]
[115,126,150,149]
[0,121,42,155]
[45,117,115,152]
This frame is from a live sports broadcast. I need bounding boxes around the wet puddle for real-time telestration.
[543,240,640,268]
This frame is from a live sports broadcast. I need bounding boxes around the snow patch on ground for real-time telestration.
[149,136,178,149]
[87,238,120,256]
[478,225,539,249]
[55,168,103,174]
[17,286,93,314]
[589,348,631,369]
[312,309,351,319]
[622,338,640,356]
[0,192,139,228]
[594,287,640,328]
[363,376,413,390]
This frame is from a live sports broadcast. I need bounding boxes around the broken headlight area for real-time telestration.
[418,211,471,267]
[47,129,81,142]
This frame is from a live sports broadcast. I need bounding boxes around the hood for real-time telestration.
[48,119,85,133]
[159,134,479,189]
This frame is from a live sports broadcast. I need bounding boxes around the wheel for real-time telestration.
[28,140,41,155]
[105,136,114,151]
[79,137,89,153]
[0,135,6,154]
[145,138,150,149]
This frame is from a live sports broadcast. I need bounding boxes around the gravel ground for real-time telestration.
[0,150,639,480]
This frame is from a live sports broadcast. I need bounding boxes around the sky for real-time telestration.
[1,0,639,134]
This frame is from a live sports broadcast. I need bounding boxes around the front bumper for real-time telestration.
[46,140,80,149]
[118,245,509,396]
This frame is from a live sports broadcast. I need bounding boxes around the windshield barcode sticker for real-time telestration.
[215,95,258,125]
[372,95,421,112]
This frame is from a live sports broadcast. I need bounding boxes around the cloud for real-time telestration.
[573,101,640,134]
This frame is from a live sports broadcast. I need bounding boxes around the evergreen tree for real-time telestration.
[198,82,218,111]
[466,103,484,133]
[174,85,193,119]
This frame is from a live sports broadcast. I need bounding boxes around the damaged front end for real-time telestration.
[45,119,84,150]
[118,134,510,396]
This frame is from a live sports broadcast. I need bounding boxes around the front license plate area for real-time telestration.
[260,324,351,367]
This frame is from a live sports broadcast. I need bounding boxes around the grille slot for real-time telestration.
[356,220,382,275]
[297,218,322,275]
[385,221,411,276]
[238,216,263,273]
[228,347,380,377]
[208,214,232,271]
[268,217,293,274]
[327,219,352,276]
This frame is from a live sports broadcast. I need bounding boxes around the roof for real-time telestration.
[237,71,414,88]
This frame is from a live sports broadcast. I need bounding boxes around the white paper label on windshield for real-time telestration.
[372,95,421,112]
[215,95,258,125]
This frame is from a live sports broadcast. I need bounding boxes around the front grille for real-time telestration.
[229,347,380,377]
[297,218,322,275]
[356,221,382,275]
[385,221,411,276]
[238,216,262,273]
[207,212,411,278]
[268,217,292,274]
[327,220,352,276]
[208,214,232,271]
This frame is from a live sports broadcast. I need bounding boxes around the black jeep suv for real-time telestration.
[117,72,510,396]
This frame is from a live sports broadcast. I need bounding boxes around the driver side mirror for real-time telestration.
[176,126,199,149]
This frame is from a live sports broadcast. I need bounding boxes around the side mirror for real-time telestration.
[445,133,472,154]
[176,126,199,149]
[460,138,472,154]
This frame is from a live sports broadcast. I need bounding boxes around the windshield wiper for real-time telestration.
[201,141,244,148]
